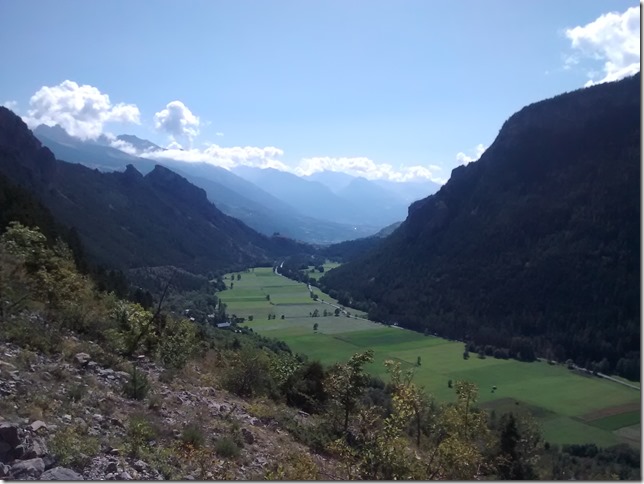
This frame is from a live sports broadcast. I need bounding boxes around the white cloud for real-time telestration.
[153,101,200,145]
[565,6,640,86]
[2,100,18,110]
[215,132,224,137]
[456,143,486,166]
[24,80,140,140]
[108,138,139,155]
[294,156,444,183]
[125,140,444,184]
[140,143,289,171]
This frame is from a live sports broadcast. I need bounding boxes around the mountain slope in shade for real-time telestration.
[319,74,641,379]
[0,107,310,273]
[32,130,377,244]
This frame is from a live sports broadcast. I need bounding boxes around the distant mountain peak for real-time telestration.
[33,124,77,144]
[116,134,163,153]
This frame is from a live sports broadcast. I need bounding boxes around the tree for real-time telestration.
[417,356,421,366]
[335,308,341,317]
[236,274,241,281]
[495,412,541,479]
[325,350,374,434]
[266,294,270,301]
[427,381,493,479]
[313,322,319,332]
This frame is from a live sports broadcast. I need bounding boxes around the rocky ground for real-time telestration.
[0,339,338,480]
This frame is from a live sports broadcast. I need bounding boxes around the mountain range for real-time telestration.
[0,108,310,273]
[32,125,440,244]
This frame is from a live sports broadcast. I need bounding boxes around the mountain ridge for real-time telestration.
[319,74,641,379]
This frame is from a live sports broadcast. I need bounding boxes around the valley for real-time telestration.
[218,266,641,449]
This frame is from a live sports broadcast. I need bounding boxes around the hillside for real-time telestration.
[33,128,379,244]
[319,74,641,380]
[0,108,310,274]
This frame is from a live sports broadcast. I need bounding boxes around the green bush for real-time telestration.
[122,364,150,400]
[214,436,240,459]
[125,413,158,458]
[181,422,205,447]
[67,383,86,403]
[49,425,100,469]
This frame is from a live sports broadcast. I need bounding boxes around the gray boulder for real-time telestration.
[40,466,84,480]
[11,457,45,478]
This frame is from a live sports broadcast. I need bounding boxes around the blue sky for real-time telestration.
[0,0,639,183]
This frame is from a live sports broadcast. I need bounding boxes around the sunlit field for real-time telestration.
[219,267,641,448]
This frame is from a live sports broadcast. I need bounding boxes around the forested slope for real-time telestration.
[0,108,310,274]
[320,74,641,379]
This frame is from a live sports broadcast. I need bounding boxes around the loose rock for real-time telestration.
[11,457,45,478]
[40,466,84,480]
[74,353,91,367]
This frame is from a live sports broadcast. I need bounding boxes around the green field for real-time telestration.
[306,262,342,281]
[219,267,641,448]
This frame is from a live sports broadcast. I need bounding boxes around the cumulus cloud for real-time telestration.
[565,6,640,86]
[24,80,140,140]
[2,100,18,110]
[108,138,139,156]
[153,101,200,145]
[456,143,486,166]
[294,156,444,183]
[140,143,289,171]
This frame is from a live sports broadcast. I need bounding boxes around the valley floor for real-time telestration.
[218,266,641,449]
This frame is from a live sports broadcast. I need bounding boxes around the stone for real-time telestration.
[133,460,147,472]
[241,428,254,445]
[30,420,47,432]
[119,470,132,480]
[40,466,84,480]
[13,444,24,459]
[105,461,118,473]
[62,415,72,424]
[0,423,19,447]
[73,353,91,367]
[0,463,10,478]
[11,457,45,478]
[87,361,98,370]
[0,360,16,370]
[42,454,56,470]
[26,438,47,458]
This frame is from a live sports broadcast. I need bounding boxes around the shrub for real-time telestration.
[67,383,86,403]
[125,413,158,458]
[122,364,150,400]
[158,318,197,369]
[214,436,240,459]
[181,422,205,448]
[49,425,100,469]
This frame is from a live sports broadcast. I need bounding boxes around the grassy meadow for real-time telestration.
[218,266,641,448]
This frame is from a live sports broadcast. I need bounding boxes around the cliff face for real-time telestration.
[320,74,641,377]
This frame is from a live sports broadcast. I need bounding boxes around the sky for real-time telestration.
[0,0,640,184]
